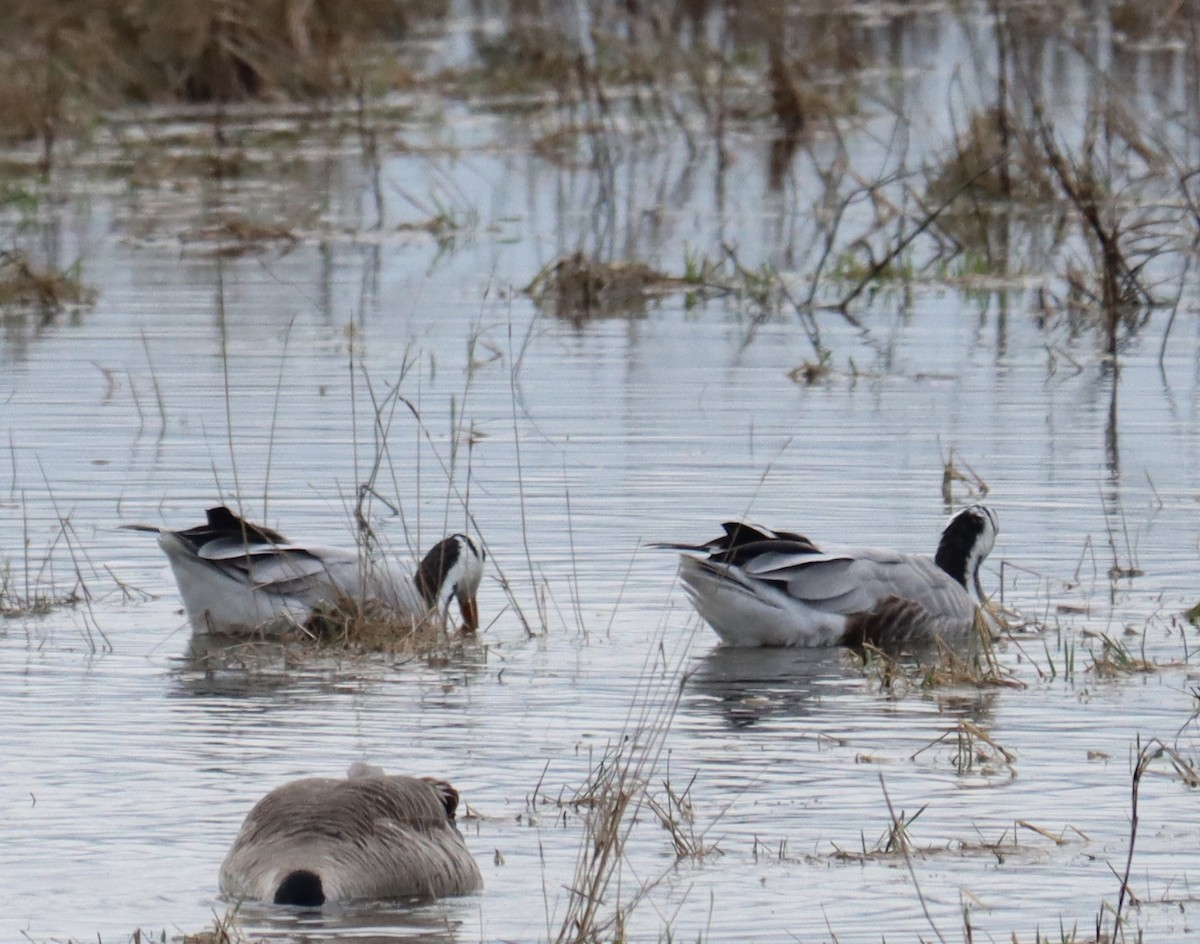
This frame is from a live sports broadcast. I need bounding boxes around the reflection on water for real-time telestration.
[232,895,478,944]
[171,633,493,700]
[685,645,855,728]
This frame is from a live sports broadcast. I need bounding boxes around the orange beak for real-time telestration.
[459,592,479,633]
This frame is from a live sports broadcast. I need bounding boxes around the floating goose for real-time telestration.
[657,505,997,647]
[219,762,483,906]
[127,506,484,636]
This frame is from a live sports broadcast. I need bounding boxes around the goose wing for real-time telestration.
[741,546,900,610]
[196,537,365,600]
[744,546,962,616]
[170,507,381,604]
[664,519,984,647]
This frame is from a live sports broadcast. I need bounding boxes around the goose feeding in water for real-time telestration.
[657,505,996,648]
[219,762,483,906]
[126,506,484,637]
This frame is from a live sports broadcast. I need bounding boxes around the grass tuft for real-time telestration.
[300,596,472,656]
[526,252,672,322]
[178,905,260,943]
[0,249,96,311]
[856,615,1022,695]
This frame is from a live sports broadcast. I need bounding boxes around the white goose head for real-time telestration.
[933,504,997,600]
[414,534,485,632]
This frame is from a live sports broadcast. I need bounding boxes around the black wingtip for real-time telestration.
[202,506,287,544]
[652,521,819,560]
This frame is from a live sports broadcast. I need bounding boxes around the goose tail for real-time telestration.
[677,557,848,648]
[275,869,325,907]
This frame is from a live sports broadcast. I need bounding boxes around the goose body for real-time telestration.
[659,505,996,648]
[220,763,483,906]
[127,506,483,636]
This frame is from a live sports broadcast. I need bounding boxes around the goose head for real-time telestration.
[933,505,997,600]
[414,534,485,632]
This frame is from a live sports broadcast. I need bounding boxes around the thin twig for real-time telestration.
[878,774,945,944]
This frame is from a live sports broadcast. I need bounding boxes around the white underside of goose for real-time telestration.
[661,506,997,649]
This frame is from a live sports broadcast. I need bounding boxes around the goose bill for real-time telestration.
[458,591,479,633]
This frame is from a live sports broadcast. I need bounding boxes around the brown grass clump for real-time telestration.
[856,613,1023,694]
[765,35,845,144]
[462,21,582,97]
[911,719,1017,779]
[0,65,58,145]
[926,106,1056,207]
[0,249,96,311]
[184,217,299,257]
[1110,0,1193,46]
[0,0,450,143]
[526,251,674,321]
[178,906,262,944]
[301,597,466,656]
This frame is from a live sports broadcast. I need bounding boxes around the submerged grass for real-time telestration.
[551,634,690,944]
[301,596,475,657]
[177,907,260,944]
[856,614,1023,695]
[0,560,81,618]
[526,252,674,322]
[1,492,111,650]
[0,0,1187,375]
[0,250,96,311]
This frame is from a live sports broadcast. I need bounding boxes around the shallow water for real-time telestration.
[4,6,1200,944]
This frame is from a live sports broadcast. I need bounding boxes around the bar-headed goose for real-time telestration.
[127,506,484,637]
[219,762,483,906]
[658,505,997,648]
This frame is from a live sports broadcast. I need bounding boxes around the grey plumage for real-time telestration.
[126,506,484,636]
[219,763,483,906]
[659,506,997,648]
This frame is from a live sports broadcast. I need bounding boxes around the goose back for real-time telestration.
[129,507,474,636]
[219,767,483,905]
[665,507,996,648]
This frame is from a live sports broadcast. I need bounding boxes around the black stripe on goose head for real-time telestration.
[423,778,461,821]
[933,505,997,588]
[415,536,462,607]
[415,535,484,630]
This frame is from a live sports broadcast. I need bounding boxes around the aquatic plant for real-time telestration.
[176,906,257,944]
[0,494,111,651]
[551,637,689,944]
[856,618,1021,695]
[526,251,672,322]
[0,250,95,312]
